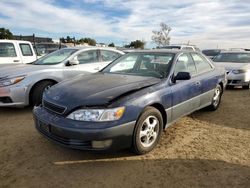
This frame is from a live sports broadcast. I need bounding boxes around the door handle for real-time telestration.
[195,81,201,86]
[94,67,100,70]
[13,60,20,62]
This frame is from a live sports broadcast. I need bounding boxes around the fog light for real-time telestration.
[92,140,112,149]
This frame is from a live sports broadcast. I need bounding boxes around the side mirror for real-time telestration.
[173,72,191,82]
[68,58,79,66]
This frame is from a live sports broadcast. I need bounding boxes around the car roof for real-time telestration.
[123,49,198,54]
[66,46,124,53]
[0,39,32,43]
[220,50,250,54]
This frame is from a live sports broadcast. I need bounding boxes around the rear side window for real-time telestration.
[0,43,17,57]
[100,50,121,62]
[19,43,33,56]
[191,53,213,73]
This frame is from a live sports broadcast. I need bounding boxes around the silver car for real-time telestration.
[213,51,250,89]
[0,47,124,107]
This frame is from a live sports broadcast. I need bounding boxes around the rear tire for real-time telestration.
[207,85,222,111]
[31,81,55,106]
[132,107,163,155]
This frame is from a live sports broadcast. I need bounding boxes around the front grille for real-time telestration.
[227,80,241,84]
[43,100,66,115]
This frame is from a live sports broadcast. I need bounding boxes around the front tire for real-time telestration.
[242,84,249,90]
[208,85,222,111]
[31,81,55,106]
[132,107,163,155]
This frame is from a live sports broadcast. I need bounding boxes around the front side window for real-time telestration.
[34,48,77,65]
[0,43,17,57]
[19,43,33,56]
[100,50,120,62]
[191,53,213,73]
[174,53,197,76]
[102,52,174,78]
[76,50,98,64]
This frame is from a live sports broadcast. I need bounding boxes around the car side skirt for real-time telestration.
[164,89,215,129]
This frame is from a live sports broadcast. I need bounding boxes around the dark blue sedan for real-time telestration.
[33,50,226,154]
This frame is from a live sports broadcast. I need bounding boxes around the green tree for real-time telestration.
[127,40,145,49]
[0,28,13,39]
[108,42,115,47]
[78,38,96,46]
[66,36,72,43]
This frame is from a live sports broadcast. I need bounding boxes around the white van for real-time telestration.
[0,40,37,64]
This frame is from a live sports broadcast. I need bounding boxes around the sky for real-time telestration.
[0,0,250,49]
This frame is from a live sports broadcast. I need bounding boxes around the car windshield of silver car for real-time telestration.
[34,48,77,65]
[213,53,250,63]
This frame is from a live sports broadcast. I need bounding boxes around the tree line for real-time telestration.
[1,23,171,49]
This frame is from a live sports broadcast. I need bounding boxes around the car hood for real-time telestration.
[213,62,250,71]
[44,73,161,110]
[0,64,57,77]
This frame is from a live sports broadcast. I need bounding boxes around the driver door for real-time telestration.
[64,50,100,79]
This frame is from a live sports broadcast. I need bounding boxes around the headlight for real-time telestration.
[232,69,248,74]
[67,107,125,122]
[0,76,25,87]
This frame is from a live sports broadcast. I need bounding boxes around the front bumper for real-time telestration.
[226,73,250,86]
[33,106,136,151]
[0,85,28,107]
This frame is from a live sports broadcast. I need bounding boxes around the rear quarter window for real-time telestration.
[19,43,33,56]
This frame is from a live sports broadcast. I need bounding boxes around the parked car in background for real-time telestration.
[213,51,250,89]
[34,50,226,154]
[33,42,67,58]
[202,49,223,59]
[0,47,124,107]
[160,44,200,52]
[0,40,37,64]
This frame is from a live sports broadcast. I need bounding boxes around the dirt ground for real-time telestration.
[0,89,250,188]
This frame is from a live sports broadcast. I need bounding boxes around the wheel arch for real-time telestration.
[29,79,58,105]
[149,103,167,129]
[218,82,224,93]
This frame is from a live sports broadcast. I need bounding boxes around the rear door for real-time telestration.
[18,42,37,63]
[190,53,216,107]
[170,53,201,121]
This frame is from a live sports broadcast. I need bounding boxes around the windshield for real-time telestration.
[34,48,77,65]
[202,50,221,57]
[102,52,174,78]
[213,53,250,63]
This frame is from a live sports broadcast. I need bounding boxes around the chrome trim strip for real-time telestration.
[165,88,214,111]
[164,88,215,129]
